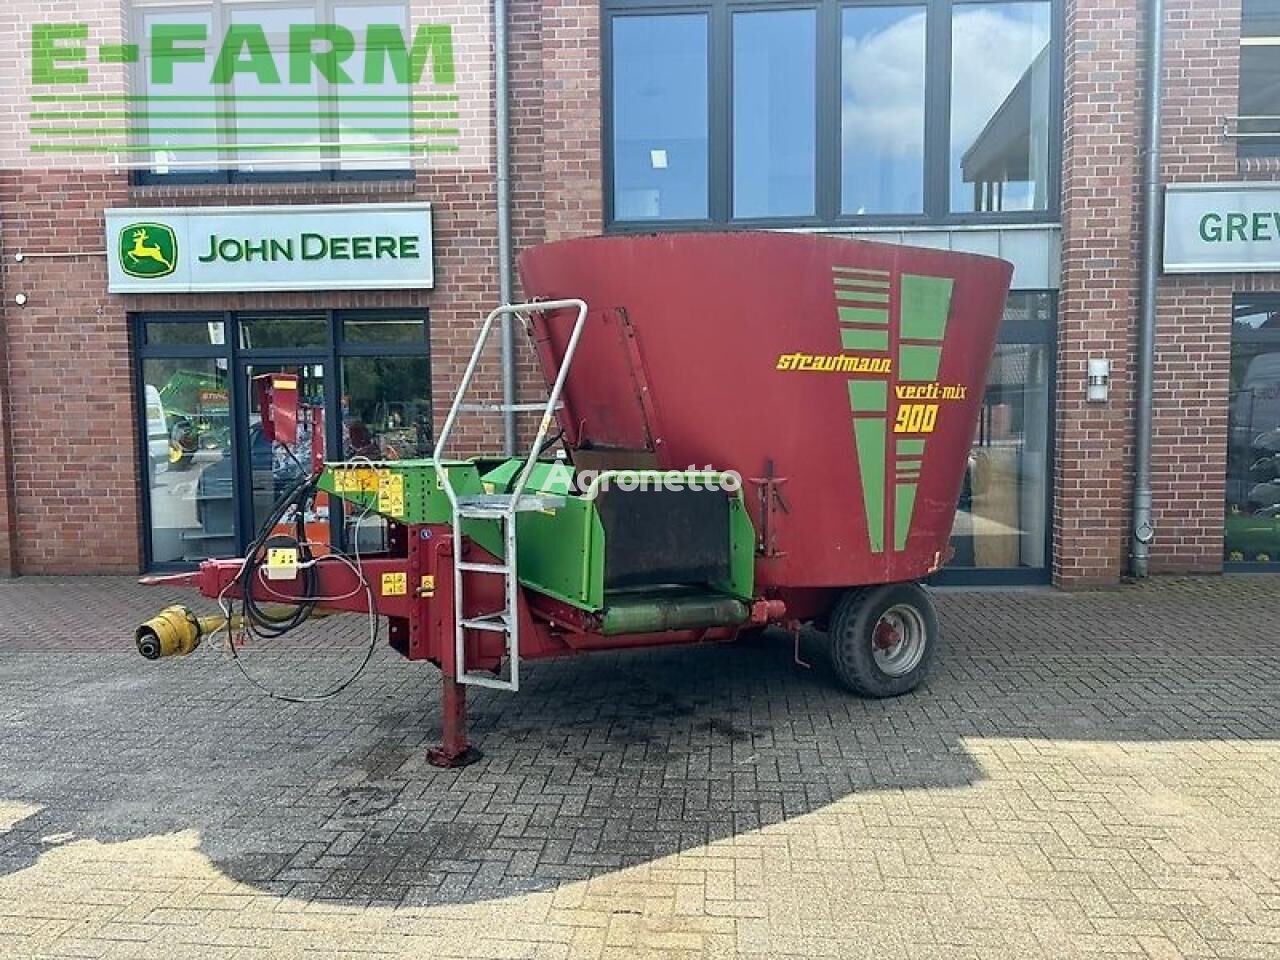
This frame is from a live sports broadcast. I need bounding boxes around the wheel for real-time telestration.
[828,582,938,698]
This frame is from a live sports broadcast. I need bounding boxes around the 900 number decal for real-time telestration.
[893,403,938,434]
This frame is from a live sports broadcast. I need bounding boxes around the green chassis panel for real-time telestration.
[320,461,755,612]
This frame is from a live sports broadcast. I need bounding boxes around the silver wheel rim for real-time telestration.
[871,603,927,677]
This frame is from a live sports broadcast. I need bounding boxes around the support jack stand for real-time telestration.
[427,745,484,768]
[427,674,483,768]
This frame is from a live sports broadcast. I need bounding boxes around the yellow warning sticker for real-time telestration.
[272,379,298,390]
[266,547,298,570]
[419,575,436,597]
[381,572,407,596]
[333,468,378,493]
[376,472,405,518]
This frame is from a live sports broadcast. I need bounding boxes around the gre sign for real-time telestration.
[105,203,433,293]
[1164,184,1280,274]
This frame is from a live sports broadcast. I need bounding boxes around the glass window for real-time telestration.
[732,10,817,218]
[948,292,1053,571]
[1239,1,1280,153]
[142,358,235,563]
[238,314,328,349]
[343,315,426,346]
[244,362,329,542]
[841,5,927,215]
[133,1,416,183]
[146,320,226,347]
[950,1,1052,213]
[335,4,415,170]
[342,356,432,551]
[137,10,219,175]
[605,0,1060,227]
[227,6,323,171]
[1227,298,1280,564]
[140,310,430,568]
[611,14,709,221]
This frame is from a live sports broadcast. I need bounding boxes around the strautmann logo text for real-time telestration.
[19,3,474,167]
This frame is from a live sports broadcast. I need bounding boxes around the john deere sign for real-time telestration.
[119,223,177,279]
[1164,184,1280,274]
[105,204,433,293]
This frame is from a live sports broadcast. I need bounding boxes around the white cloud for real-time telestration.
[841,6,1051,157]
[841,11,927,157]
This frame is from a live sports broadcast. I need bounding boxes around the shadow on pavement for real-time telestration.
[0,575,1277,906]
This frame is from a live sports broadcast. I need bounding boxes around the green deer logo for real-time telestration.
[119,223,177,278]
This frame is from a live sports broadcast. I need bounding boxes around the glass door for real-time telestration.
[238,361,333,552]
[932,291,1055,585]
[141,351,235,564]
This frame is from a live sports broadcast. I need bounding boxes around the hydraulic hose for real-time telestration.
[213,456,379,703]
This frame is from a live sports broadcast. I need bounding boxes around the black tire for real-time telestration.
[828,582,938,698]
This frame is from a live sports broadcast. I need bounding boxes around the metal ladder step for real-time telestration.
[457,561,511,574]
[430,298,590,695]
[459,614,511,633]
[460,671,524,691]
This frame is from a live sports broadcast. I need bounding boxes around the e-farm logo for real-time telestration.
[119,223,177,279]
[27,17,459,160]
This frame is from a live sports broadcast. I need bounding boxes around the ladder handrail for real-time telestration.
[428,297,589,694]
[430,297,588,511]
[509,300,590,507]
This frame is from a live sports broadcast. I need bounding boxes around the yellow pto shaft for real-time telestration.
[134,605,230,660]
[135,603,337,659]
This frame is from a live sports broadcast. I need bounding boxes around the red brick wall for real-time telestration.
[0,0,602,575]
[0,171,138,573]
[1056,0,1267,584]
[1056,0,1142,586]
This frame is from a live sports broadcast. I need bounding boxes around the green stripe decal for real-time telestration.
[833,266,890,277]
[834,277,890,289]
[897,439,926,456]
[841,328,890,353]
[854,419,886,553]
[900,275,953,341]
[838,307,888,325]
[31,143,459,154]
[848,380,887,413]
[32,94,460,102]
[894,483,918,551]
[899,344,943,382]
[30,111,458,120]
[834,289,888,303]
[31,127,458,136]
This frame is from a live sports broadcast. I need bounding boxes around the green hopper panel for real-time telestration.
[320,461,755,614]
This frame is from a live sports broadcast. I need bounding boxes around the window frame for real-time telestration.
[1225,294,1280,570]
[602,0,1065,230]
[134,308,431,571]
[128,0,419,185]
[1237,2,1280,158]
[929,289,1057,586]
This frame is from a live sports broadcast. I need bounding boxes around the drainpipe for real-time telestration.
[495,0,517,456]
[1132,0,1164,577]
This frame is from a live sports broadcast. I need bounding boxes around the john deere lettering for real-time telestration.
[197,232,420,264]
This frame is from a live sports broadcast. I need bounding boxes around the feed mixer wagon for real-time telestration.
[136,231,1013,766]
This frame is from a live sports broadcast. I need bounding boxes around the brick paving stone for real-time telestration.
[0,575,1278,957]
